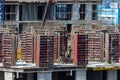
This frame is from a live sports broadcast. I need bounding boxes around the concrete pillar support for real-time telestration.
[27,73,34,80]
[16,5,20,35]
[0,71,4,80]
[4,72,14,80]
[85,4,92,20]
[37,72,52,80]
[75,70,86,80]
[16,5,19,26]
[107,70,117,80]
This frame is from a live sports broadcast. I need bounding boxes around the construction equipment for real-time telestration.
[17,42,22,60]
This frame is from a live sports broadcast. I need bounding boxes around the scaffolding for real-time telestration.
[20,32,34,63]
[2,33,17,67]
[35,33,56,67]
[108,33,120,63]
[88,32,104,62]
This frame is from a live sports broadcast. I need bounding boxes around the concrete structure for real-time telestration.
[2,0,102,33]
[37,72,52,80]
[98,2,120,26]
[76,70,86,80]
[1,0,120,80]
[0,67,120,80]
[107,70,117,80]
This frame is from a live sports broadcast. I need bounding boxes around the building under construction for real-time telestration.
[0,0,120,80]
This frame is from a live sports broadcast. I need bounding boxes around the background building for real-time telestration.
[98,0,120,30]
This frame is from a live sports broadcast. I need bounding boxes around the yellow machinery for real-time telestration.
[17,48,22,60]
[17,40,22,60]
[93,67,120,71]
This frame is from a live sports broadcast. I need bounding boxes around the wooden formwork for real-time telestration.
[0,33,3,62]
[2,34,17,67]
[71,33,88,66]
[34,34,57,67]
[21,32,34,63]
[53,33,58,61]
[87,32,104,62]
[107,33,120,63]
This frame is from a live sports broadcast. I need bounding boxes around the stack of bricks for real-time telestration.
[2,34,17,67]
[21,32,34,63]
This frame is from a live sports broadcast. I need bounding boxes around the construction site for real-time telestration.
[0,0,120,80]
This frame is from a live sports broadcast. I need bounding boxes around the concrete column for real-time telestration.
[27,73,34,80]
[37,72,52,80]
[85,4,92,20]
[16,5,19,26]
[54,4,56,20]
[71,3,80,20]
[105,33,109,63]
[16,5,20,35]
[107,70,117,80]
[49,4,54,20]
[75,70,86,80]
[0,71,4,80]
[4,72,14,80]
[87,70,103,80]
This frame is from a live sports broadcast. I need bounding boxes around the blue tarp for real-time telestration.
[0,0,4,26]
